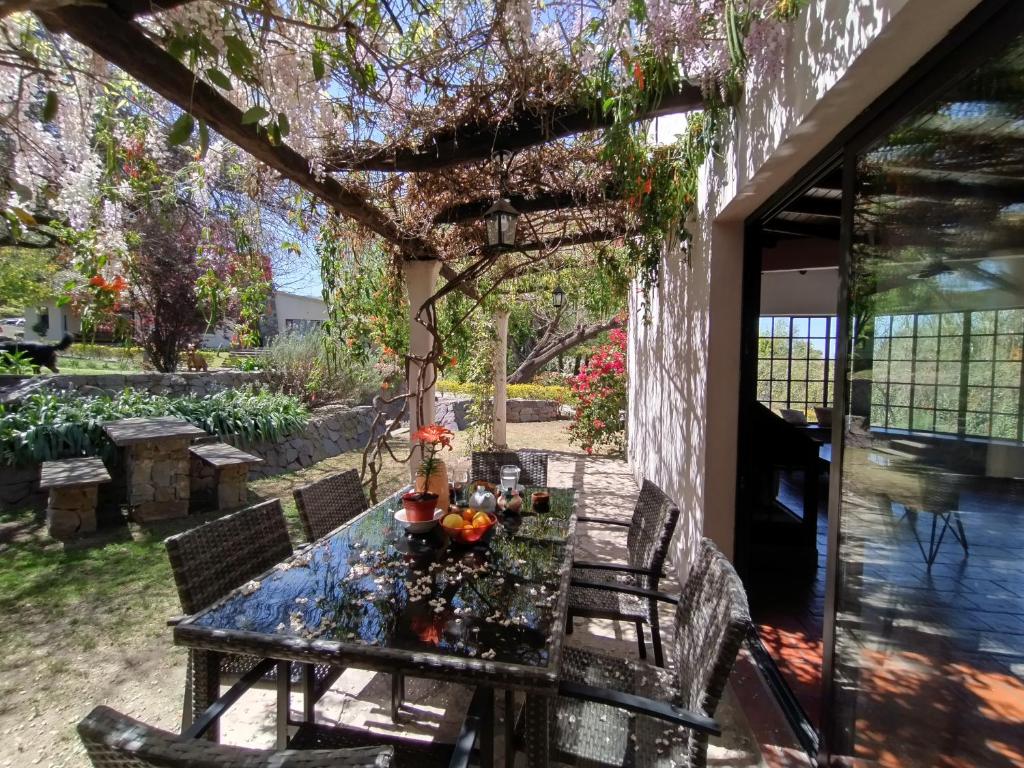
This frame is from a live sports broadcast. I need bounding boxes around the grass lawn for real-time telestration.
[55,350,242,375]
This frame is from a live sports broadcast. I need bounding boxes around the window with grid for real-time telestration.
[870,308,1024,441]
[757,316,837,420]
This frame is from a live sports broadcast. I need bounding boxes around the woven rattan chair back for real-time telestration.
[671,538,750,765]
[470,450,548,487]
[293,468,370,542]
[165,499,293,615]
[77,705,393,767]
[625,479,680,586]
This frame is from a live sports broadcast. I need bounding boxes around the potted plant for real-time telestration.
[401,490,439,522]
[410,422,453,517]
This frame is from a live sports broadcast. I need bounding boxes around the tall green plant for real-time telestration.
[0,387,308,466]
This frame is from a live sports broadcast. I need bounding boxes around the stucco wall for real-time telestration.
[629,0,983,582]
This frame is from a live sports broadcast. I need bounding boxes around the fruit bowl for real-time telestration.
[441,511,497,545]
[395,508,444,534]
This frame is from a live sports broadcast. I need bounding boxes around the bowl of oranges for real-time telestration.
[441,506,497,545]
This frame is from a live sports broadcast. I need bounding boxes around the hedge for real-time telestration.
[437,380,569,402]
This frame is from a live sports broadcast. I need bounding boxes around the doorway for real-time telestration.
[736,164,842,741]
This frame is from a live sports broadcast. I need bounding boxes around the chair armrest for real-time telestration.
[183,658,276,739]
[576,516,631,528]
[573,560,653,576]
[448,685,488,768]
[558,681,720,736]
[166,615,188,627]
[571,578,679,605]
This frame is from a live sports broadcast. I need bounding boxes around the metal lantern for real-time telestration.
[484,198,519,249]
[552,286,566,308]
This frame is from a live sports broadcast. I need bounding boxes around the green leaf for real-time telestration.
[268,122,281,145]
[241,105,269,125]
[277,112,290,137]
[226,50,248,80]
[42,91,58,123]
[311,51,325,81]
[205,68,232,90]
[167,113,195,146]
[198,119,210,158]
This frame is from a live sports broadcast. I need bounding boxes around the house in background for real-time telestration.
[262,290,327,339]
[21,289,327,347]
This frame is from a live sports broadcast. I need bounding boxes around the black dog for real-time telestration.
[0,333,73,373]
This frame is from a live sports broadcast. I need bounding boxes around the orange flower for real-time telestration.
[381,381,390,390]
[110,275,127,292]
[411,423,454,449]
[89,275,105,287]
[382,346,395,357]
[449,356,458,367]
[346,337,355,348]
[633,62,645,91]
[643,177,652,195]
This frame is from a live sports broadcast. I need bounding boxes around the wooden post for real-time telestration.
[404,259,442,479]
[492,309,510,449]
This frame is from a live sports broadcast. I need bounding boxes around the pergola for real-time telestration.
[14,0,705,473]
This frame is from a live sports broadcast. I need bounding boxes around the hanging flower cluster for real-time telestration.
[568,325,627,454]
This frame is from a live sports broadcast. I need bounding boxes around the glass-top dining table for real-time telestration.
[174,485,577,767]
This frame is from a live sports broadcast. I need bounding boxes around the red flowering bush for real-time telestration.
[568,326,627,454]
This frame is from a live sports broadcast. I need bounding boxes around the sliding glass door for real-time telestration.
[829,23,1024,767]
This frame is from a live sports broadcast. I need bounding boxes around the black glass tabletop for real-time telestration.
[175,487,576,684]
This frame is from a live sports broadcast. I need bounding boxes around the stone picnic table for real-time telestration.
[39,456,111,540]
[103,416,206,522]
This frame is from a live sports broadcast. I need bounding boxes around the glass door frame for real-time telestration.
[733,0,1024,763]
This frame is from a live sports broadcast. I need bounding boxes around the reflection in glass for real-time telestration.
[834,34,1024,768]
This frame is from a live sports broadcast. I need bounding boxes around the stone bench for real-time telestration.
[39,457,111,540]
[189,443,263,511]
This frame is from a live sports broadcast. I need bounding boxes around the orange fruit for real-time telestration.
[462,508,476,522]
[472,513,491,528]
[442,514,465,529]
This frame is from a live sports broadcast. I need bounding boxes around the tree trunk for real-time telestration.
[508,316,622,384]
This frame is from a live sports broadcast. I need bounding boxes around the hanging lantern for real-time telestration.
[483,198,519,249]
[552,286,566,308]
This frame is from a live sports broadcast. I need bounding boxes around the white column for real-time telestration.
[403,258,442,479]
[492,309,510,449]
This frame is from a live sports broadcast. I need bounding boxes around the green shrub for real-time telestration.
[0,350,34,374]
[264,331,383,406]
[437,380,569,402]
[0,386,307,466]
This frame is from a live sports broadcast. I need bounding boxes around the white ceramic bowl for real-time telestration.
[394,508,444,534]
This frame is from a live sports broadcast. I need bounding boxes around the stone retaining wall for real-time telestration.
[231,404,384,477]
[0,370,266,404]
[435,395,567,428]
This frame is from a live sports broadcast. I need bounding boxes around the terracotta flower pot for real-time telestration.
[402,491,439,523]
[415,460,450,515]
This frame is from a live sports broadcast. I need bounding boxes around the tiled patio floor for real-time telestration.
[222,451,768,766]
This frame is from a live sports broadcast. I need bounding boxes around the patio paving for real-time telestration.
[219,449,767,766]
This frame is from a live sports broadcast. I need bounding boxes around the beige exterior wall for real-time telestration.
[273,291,328,335]
[628,0,984,582]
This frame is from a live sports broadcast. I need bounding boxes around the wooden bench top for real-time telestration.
[189,442,264,468]
[39,457,112,489]
[103,416,206,446]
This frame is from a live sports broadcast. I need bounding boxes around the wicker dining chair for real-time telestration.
[165,499,336,730]
[293,468,370,542]
[567,479,680,666]
[535,538,750,768]
[78,705,394,767]
[470,450,548,487]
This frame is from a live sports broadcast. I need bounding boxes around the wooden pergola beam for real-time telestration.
[38,4,439,260]
[325,86,704,173]
[514,228,621,253]
[433,187,619,225]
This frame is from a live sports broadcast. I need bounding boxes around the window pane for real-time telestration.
[837,34,1024,767]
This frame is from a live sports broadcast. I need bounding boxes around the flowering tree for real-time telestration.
[127,208,206,372]
[568,325,627,454]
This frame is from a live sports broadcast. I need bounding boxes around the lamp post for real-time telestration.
[483,198,519,249]
[552,285,566,309]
